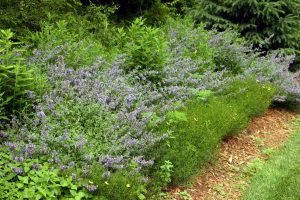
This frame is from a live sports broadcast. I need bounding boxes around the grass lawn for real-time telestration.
[242,117,300,200]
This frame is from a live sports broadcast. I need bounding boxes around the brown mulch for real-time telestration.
[170,108,297,200]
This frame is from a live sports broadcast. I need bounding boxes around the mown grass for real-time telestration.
[242,117,300,200]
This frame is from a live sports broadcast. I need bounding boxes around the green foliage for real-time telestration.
[209,30,254,74]
[85,0,163,21]
[196,90,214,102]
[0,151,90,199]
[221,79,276,119]
[97,171,147,200]
[22,99,118,159]
[156,160,174,190]
[163,17,214,67]
[77,164,148,200]
[121,17,168,81]
[0,29,33,116]
[177,190,192,200]
[189,0,300,68]
[244,158,265,176]
[163,17,254,74]
[30,20,106,69]
[0,0,81,39]
[142,1,175,25]
[167,111,188,124]
[0,2,296,198]
[0,92,9,120]
[149,79,275,184]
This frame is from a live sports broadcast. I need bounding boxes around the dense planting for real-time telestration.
[1,1,300,199]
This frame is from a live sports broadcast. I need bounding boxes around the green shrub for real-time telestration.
[221,79,277,120]
[96,171,147,200]
[149,79,275,184]
[29,20,107,69]
[0,29,33,116]
[121,17,168,82]
[0,151,90,199]
[82,0,169,23]
[209,30,254,74]
[163,17,215,68]
[0,0,81,39]
[163,17,252,73]
[142,1,175,25]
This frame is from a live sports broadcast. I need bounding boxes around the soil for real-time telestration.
[169,108,297,200]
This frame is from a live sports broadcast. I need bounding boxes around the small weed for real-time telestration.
[261,148,275,157]
[177,190,192,200]
[263,131,273,135]
[150,192,174,200]
[244,158,265,175]
[230,165,241,173]
[214,184,226,196]
[250,135,265,147]
[234,183,247,192]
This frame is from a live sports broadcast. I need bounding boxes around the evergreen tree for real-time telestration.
[189,0,300,69]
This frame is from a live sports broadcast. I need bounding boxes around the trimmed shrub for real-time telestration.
[149,79,276,184]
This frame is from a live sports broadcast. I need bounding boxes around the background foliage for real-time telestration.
[188,0,300,70]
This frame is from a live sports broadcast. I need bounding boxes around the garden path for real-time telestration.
[169,108,297,200]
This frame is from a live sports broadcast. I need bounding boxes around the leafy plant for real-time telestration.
[0,92,8,120]
[0,29,33,116]
[0,151,90,199]
[0,0,81,39]
[196,90,214,102]
[177,190,192,200]
[29,19,106,69]
[158,160,174,189]
[122,17,168,82]
[244,158,265,176]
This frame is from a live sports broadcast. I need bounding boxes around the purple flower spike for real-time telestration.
[60,165,68,170]
[86,184,98,192]
[11,167,25,175]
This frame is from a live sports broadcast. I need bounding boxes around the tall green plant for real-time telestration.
[122,17,168,82]
[0,29,33,116]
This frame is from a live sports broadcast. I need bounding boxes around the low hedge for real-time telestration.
[149,79,276,185]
